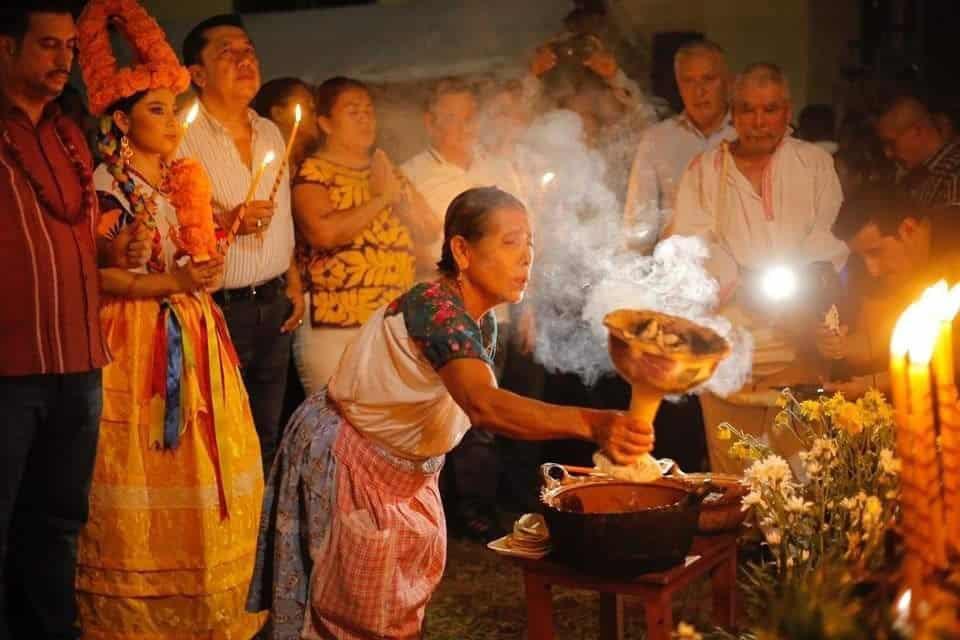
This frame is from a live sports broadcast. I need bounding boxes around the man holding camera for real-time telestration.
[669,63,848,474]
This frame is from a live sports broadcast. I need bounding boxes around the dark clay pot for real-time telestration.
[540,463,705,577]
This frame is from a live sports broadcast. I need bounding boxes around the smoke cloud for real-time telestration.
[511,109,752,395]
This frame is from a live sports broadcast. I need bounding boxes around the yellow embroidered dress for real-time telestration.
[76,166,265,639]
[296,156,415,328]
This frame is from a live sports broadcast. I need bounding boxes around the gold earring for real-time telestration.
[120,135,133,163]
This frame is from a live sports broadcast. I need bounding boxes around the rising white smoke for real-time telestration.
[511,109,752,395]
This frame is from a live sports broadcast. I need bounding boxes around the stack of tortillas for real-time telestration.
[508,513,550,555]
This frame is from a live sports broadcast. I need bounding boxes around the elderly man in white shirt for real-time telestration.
[402,78,502,281]
[179,14,303,472]
[669,63,848,474]
[624,40,736,252]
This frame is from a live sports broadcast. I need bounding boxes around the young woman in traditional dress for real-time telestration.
[75,1,264,637]
[248,186,654,639]
[291,76,436,394]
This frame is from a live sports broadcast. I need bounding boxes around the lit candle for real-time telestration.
[890,284,952,617]
[936,284,960,551]
[182,101,199,131]
[270,103,302,202]
[244,150,276,204]
[540,171,556,188]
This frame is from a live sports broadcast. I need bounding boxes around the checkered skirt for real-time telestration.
[308,419,446,639]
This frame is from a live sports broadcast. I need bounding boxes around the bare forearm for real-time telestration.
[460,384,593,441]
[297,195,390,250]
[100,268,183,298]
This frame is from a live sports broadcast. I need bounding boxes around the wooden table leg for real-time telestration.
[599,593,624,640]
[643,591,673,640]
[711,546,737,629]
[523,570,555,640]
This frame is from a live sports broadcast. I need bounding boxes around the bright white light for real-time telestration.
[541,171,556,187]
[294,103,302,123]
[761,266,797,302]
[182,101,199,128]
[262,150,276,166]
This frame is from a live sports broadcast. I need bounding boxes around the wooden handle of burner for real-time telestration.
[629,384,663,426]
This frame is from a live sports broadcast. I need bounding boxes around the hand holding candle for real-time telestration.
[270,103,301,202]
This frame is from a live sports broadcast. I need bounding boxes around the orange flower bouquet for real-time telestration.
[166,159,219,262]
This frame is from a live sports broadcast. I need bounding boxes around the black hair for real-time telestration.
[312,76,370,148]
[315,76,369,118]
[832,184,926,242]
[437,187,526,276]
[182,14,246,68]
[0,1,79,45]
[252,77,310,119]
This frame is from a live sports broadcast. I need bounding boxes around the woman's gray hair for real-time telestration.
[732,62,791,103]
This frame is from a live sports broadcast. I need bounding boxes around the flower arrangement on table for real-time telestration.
[676,389,909,640]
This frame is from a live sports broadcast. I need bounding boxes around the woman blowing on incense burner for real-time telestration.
[248,186,653,639]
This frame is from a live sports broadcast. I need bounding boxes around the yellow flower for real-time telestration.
[799,400,823,421]
[717,425,732,441]
[835,402,863,436]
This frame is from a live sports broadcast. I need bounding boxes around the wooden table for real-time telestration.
[509,534,737,640]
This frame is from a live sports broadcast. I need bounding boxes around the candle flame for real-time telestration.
[891,281,955,363]
[896,589,911,617]
[541,171,556,187]
[294,103,302,123]
[183,101,199,127]
[262,150,276,166]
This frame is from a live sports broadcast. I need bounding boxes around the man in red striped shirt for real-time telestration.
[0,3,147,638]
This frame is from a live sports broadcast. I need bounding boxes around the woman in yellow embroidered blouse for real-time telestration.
[292,77,427,393]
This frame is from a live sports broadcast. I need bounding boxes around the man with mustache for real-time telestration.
[623,40,736,253]
[669,63,848,475]
[179,14,304,473]
[0,2,149,638]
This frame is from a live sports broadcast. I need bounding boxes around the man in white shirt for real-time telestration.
[402,78,500,282]
[179,14,304,472]
[670,63,847,474]
[624,40,736,252]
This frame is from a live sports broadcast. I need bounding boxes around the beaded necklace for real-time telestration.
[0,114,95,224]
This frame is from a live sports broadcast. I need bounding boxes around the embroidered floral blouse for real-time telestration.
[295,156,415,328]
[327,280,497,459]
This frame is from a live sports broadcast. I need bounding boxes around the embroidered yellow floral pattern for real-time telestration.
[297,157,415,327]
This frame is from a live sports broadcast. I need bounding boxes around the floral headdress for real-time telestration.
[79,0,217,262]
[77,0,191,117]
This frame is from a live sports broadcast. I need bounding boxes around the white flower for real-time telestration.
[676,621,703,639]
[879,449,902,475]
[765,529,782,545]
[745,455,793,488]
[741,490,765,512]
[786,496,812,514]
[805,462,822,477]
[801,549,811,561]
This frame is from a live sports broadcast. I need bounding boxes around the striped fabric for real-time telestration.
[0,102,108,376]
[904,137,960,207]
[178,102,295,289]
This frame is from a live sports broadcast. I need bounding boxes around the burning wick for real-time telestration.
[270,103,302,202]
[761,265,797,302]
[181,101,199,130]
[244,150,276,204]
[540,171,556,188]
[893,590,913,635]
